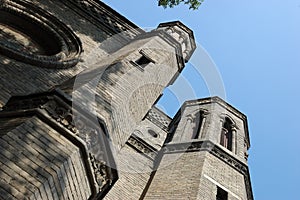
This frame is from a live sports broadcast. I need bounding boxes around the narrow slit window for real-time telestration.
[191,111,203,139]
[220,117,233,151]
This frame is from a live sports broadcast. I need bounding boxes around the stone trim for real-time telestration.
[146,107,171,132]
[89,153,112,192]
[0,0,82,68]
[163,140,253,200]
[126,134,158,161]
[157,21,196,62]
[183,97,245,121]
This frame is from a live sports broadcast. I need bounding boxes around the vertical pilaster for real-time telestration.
[231,126,237,155]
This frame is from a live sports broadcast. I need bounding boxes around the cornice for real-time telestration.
[157,21,196,62]
[183,97,246,120]
[126,134,158,161]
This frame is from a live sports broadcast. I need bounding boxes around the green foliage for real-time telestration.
[158,0,204,10]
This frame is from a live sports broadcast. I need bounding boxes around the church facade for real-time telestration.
[0,0,253,199]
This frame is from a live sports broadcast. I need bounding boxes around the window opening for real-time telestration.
[136,55,151,66]
[220,117,233,151]
[216,186,228,200]
[130,49,156,70]
[192,111,203,139]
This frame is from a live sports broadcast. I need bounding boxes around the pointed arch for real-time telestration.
[191,110,204,139]
[220,117,233,151]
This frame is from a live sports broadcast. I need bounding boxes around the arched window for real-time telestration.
[220,117,233,151]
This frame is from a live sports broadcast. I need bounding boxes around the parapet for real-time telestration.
[156,21,196,62]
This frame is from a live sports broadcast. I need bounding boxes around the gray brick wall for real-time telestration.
[198,153,248,200]
[144,98,251,200]
[72,36,180,151]
[104,144,153,200]
[144,151,206,199]
[0,116,91,200]
[145,151,248,200]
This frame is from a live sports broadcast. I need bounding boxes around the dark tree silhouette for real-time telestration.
[158,0,204,10]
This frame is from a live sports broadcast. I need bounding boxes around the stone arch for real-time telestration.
[0,0,82,68]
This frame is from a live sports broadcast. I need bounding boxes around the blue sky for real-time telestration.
[102,0,300,199]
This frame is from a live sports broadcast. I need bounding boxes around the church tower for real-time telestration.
[143,97,253,200]
[0,0,253,199]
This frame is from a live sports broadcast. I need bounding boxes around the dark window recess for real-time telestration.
[216,186,228,200]
[191,111,203,139]
[220,117,233,151]
[130,49,156,69]
[136,55,151,66]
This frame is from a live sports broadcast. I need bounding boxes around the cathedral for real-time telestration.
[0,0,253,199]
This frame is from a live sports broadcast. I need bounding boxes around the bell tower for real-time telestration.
[0,1,254,199]
[143,97,253,200]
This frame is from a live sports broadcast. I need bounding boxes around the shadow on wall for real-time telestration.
[0,0,142,109]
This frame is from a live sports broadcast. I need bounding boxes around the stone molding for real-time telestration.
[184,97,246,121]
[89,153,111,191]
[157,21,196,62]
[0,0,82,68]
[146,107,171,132]
[126,134,158,161]
[163,140,253,200]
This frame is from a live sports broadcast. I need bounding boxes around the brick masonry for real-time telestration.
[0,116,91,200]
[0,0,253,199]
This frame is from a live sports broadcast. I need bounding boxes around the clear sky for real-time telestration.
[102,0,300,199]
